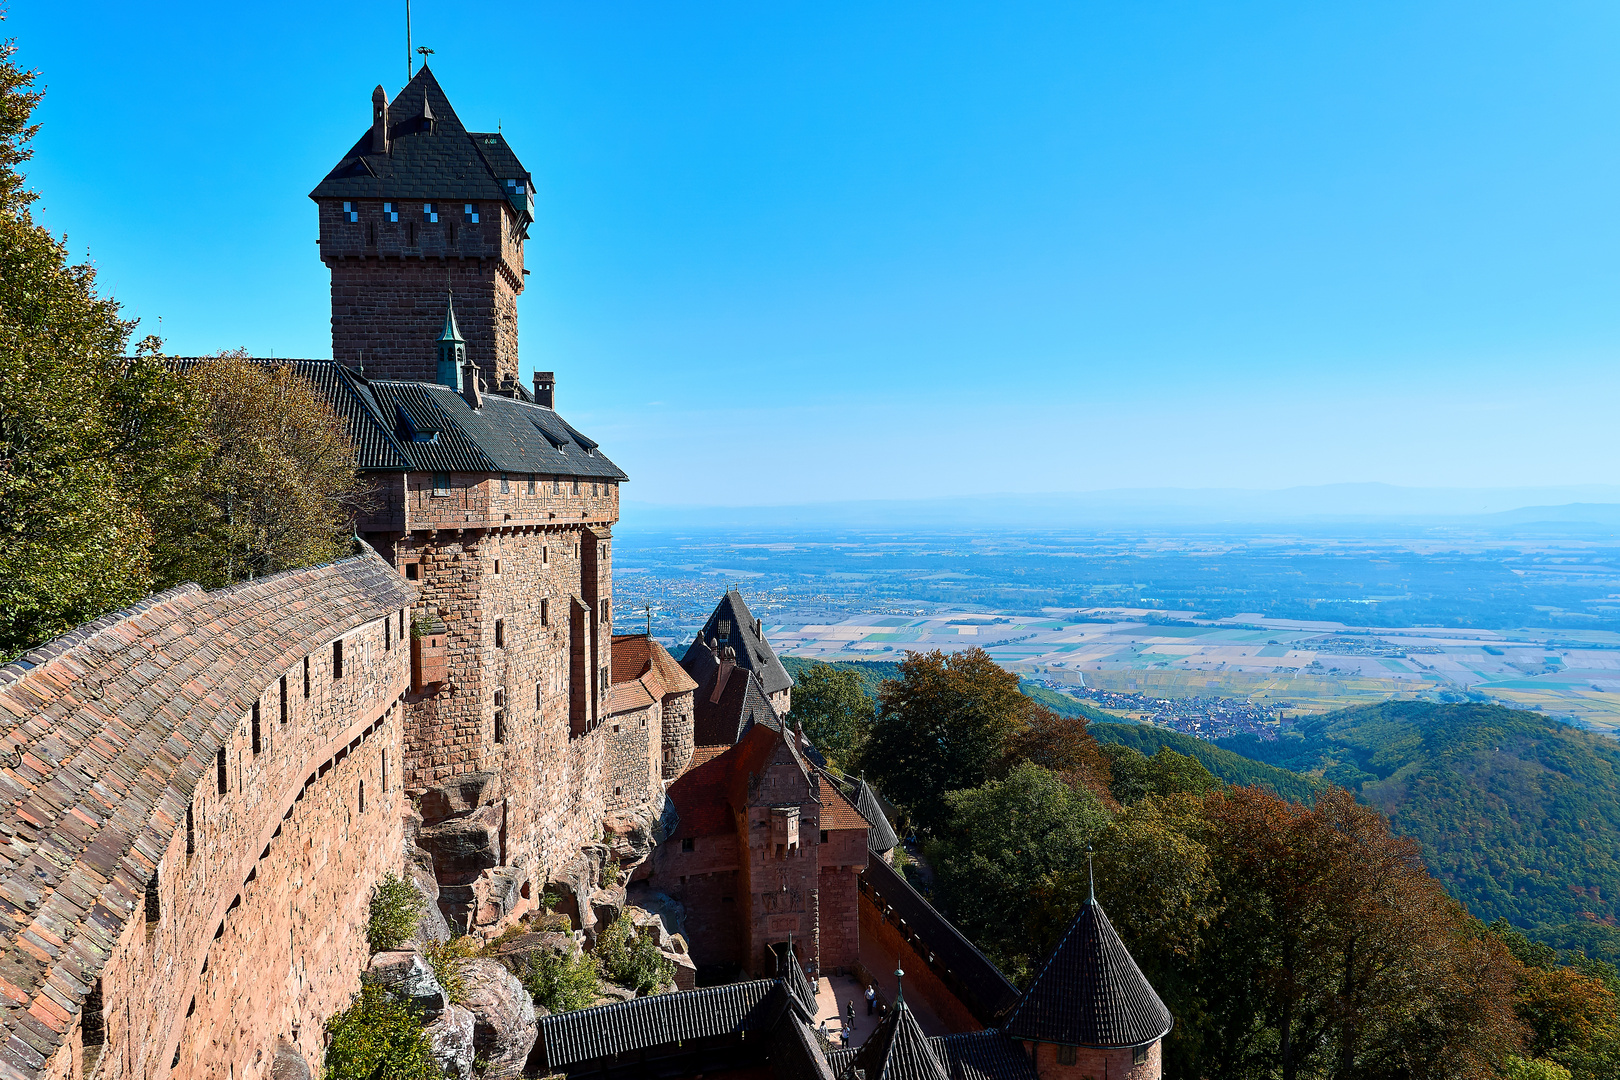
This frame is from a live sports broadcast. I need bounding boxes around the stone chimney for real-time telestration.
[461,359,481,409]
[710,646,737,704]
[370,86,390,154]
[533,371,555,409]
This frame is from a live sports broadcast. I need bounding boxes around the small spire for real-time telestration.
[437,290,463,343]
[894,967,905,1004]
[1087,844,1095,905]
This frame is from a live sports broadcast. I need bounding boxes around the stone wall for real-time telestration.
[856,889,983,1034]
[318,197,525,388]
[0,553,413,1080]
[603,702,658,814]
[1024,1039,1160,1080]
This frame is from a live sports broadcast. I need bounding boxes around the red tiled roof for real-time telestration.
[0,550,414,1079]
[819,776,869,832]
[610,636,697,718]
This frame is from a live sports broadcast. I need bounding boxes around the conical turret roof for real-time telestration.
[437,293,464,343]
[844,988,949,1080]
[1003,898,1172,1049]
[854,777,899,854]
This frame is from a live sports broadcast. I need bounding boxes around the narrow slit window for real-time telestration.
[540,598,549,627]
[535,681,542,709]
[251,702,261,755]
[359,780,366,813]
[144,870,160,939]
[493,559,501,576]
[407,222,416,245]
[495,619,505,648]
[279,675,288,724]
[216,748,227,795]
[385,617,392,651]
[186,802,195,856]
[333,640,344,680]
[381,749,389,792]
[303,656,310,698]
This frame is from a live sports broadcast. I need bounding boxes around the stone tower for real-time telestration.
[311,65,532,389]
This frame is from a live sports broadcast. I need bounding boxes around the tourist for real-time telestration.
[865,984,876,1015]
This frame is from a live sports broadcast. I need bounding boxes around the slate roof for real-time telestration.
[310,66,534,226]
[0,549,414,1080]
[538,975,825,1073]
[689,655,783,748]
[852,777,899,854]
[683,591,793,699]
[842,991,949,1080]
[161,359,625,481]
[1002,898,1172,1049]
[861,857,1020,1027]
[828,1031,1037,1080]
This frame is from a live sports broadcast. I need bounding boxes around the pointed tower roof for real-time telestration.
[1003,898,1172,1049]
[854,777,899,854]
[680,589,793,698]
[843,975,950,1080]
[437,292,464,343]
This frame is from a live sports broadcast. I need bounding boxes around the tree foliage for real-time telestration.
[786,662,874,763]
[366,872,426,953]
[324,981,437,1080]
[0,33,367,659]
[594,913,673,996]
[858,648,1058,832]
[522,946,601,1014]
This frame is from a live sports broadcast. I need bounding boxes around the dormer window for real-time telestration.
[464,203,480,223]
[505,178,527,196]
[384,202,398,222]
[342,201,358,222]
[424,203,439,223]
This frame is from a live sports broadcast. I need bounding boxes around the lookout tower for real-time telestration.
[311,66,533,388]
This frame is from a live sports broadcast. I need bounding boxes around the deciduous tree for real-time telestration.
[787,662,874,763]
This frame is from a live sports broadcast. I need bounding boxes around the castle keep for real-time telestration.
[0,67,1174,1080]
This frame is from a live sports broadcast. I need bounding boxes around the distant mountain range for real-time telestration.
[623,482,1620,531]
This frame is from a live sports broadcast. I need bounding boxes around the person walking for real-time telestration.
[846,999,856,1032]
[865,984,876,1016]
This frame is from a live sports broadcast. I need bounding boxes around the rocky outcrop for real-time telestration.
[418,802,504,884]
[460,958,538,1080]
[368,950,449,1021]
[267,1039,311,1080]
[622,894,698,991]
[424,1003,476,1080]
[420,771,503,825]
[602,796,675,873]
[404,816,451,947]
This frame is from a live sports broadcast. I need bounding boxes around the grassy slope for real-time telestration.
[1090,722,1326,805]
[1216,701,1620,961]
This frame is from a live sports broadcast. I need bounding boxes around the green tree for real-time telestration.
[787,662,874,762]
[929,762,1109,982]
[324,982,436,1080]
[1101,743,1221,806]
[858,648,1036,832]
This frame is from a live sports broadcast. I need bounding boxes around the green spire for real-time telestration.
[436,291,465,389]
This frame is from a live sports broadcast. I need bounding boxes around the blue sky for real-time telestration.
[12,2,1620,506]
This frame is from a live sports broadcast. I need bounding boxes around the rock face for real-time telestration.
[424,1003,476,1080]
[460,958,538,1080]
[404,820,452,947]
[418,803,504,884]
[267,1039,311,1080]
[367,950,449,1021]
[421,771,503,825]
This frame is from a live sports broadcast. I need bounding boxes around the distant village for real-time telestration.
[1033,681,1293,742]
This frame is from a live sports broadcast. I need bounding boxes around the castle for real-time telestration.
[0,67,1171,1080]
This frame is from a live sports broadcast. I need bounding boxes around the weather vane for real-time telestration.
[417,45,434,68]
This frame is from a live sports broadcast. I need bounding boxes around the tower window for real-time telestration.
[506,178,527,196]
[493,559,501,575]
[333,640,344,680]
[540,598,549,626]
[251,701,261,755]
[500,474,510,493]
[384,202,398,222]
[1056,1046,1076,1066]
[145,869,160,938]
[186,802,195,856]
[385,617,392,651]
[1133,1046,1148,1066]
[342,201,358,222]
[572,480,580,496]
[464,203,480,223]
[381,749,389,792]
[493,688,506,744]
[424,203,438,223]
[552,478,561,494]
[542,546,549,567]
[536,681,542,709]
[527,474,536,494]
[280,675,288,723]
[216,747,227,795]
[303,655,310,698]
[495,619,505,648]
[433,473,451,496]
[359,780,366,813]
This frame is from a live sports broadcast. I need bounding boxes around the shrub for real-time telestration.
[324,982,436,1080]
[368,873,425,954]
[423,935,481,1005]
[523,947,600,1014]
[595,913,674,996]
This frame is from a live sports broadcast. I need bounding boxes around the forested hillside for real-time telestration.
[1092,722,1325,804]
[1218,702,1620,962]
